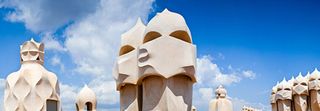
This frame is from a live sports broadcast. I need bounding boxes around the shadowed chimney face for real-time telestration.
[114,18,146,90]
[293,73,308,95]
[270,85,277,104]
[113,19,146,111]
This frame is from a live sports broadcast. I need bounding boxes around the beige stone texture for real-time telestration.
[113,18,146,111]
[293,73,309,111]
[275,78,292,111]
[138,9,196,111]
[76,85,97,111]
[4,38,61,111]
[114,9,197,111]
[114,18,146,88]
[309,68,320,111]
[209,85,233,111]
[270,68,320,111]
[270,83,278,111]
[138,9,196,81]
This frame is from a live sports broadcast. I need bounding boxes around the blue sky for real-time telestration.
[1,0,320,110]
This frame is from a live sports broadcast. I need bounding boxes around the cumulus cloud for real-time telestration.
[59,0,154,110]
[1,0,154,110]
[0,0,99,32]
[199,88,213,102]
[196,55,255,87]
[89,76,119,105]
[64,0,154,76]
[242,70,256,80]
[60,0,153,110]
[194,55,260,110]
[60,83,78,110]
[41,33,67,52]
[51,56,61,66]
[50,55,65,72]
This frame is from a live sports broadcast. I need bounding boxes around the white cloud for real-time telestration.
[64,0,154,76]
[50,55,65,72]
[242,70,256,80]
[196,55,256,87]
[1,0,154,110]
[194,55,260,110]
[0,0,99,32]
[53,1,154,109]
[88,75,119,105]
[51,56,61,66]
[214,74,241,85]
[199,88,213,102]
[197,55,241,87]
[60,83,78,110]
[41,33,67,52]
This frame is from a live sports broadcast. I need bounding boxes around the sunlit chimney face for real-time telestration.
[309,69,320,91]
[76,85,97,111]
[20,38,44,65]
[275,79,292,101]
[4,38,61,111]
[309,69,320,111]
[293,73,308,95]
[138,9,196,81]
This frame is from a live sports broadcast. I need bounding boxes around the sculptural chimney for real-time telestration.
[209,85,233,111]
[113,18,145,111]
[270,82,278,111]
[309,68,320,111]
[114,9,197,111]
[292,73,309,111]
[275,78,293,111]
[76,85,97,111]
[4,38,61,111]
[138,9,196,111]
